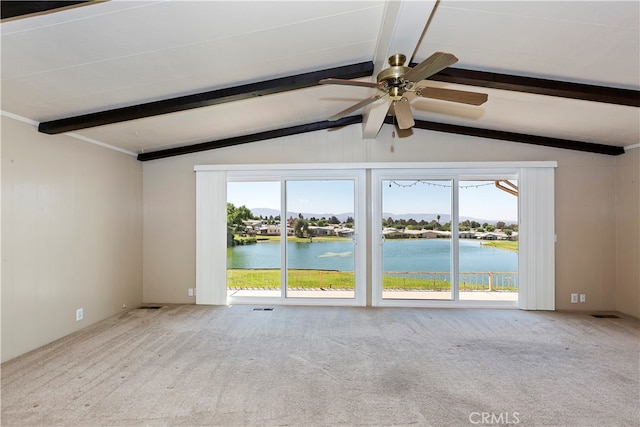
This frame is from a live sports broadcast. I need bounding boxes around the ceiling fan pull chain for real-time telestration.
[392,114,396,138]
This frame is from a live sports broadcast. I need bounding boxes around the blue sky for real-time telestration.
[227,179,518,222]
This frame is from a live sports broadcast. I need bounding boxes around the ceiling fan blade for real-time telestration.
[327,94,386,121]
[404,52,458,83]
[393,99,415,130]
[415,86,488,105]
[319,78,379,88]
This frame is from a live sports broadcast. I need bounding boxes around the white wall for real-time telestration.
[142,124,628,313]
[615,148,640,318]
[1,117,143,362]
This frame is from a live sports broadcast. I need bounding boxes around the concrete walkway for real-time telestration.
[228,289,517,301]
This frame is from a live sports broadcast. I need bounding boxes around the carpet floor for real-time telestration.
[1,305,639,426]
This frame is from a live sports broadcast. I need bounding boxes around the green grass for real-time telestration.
[226,269,516,291]
[227,269,354,289]
[480,240,519,252]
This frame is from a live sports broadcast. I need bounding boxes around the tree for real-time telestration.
[227,203,255,231]
[496,221,506,229]
[329,215,340,224]
[293,218,309,238]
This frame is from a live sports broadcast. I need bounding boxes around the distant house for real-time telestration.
[259,224,295,236]
[259,224,279,236]
[422,230,451,239]
[309,225,335,236]
[382,227,404,238]
[476,231,513,240]
[403,229,427,238]
[335,227,355,238]
[243,219,263,229]
[383,228,451,239]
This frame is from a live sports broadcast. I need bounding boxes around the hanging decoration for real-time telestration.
[388,180,496,189]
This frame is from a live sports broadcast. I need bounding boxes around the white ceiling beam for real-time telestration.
[362,0,438,139]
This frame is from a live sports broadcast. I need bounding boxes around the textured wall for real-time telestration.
[141,125,625,313]
[1,117,143,362]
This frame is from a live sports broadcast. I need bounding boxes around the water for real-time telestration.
[227,239,517,272]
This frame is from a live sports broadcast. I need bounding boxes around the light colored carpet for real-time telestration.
[1,305,639,426]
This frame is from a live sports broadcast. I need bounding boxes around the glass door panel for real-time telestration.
[458,180,519,302]
[226,181,281,298]
[381,179,452,300]
[285,180,356,299]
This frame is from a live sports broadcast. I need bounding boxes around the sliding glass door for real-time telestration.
[285,180,356,299]
[380,179,453,300]
[225,170,366,305]
[372,169,520,306]
[458,180,519,303]
[226,181,282,298]
[196,162,554,309]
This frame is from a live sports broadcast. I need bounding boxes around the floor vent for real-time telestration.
[138,305,164,310]
[591,314,620,318]
[251,307,274,311]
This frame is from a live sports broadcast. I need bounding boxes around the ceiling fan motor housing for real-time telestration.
[377,54,411,100]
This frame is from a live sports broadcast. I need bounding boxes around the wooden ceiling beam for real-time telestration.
[139,114,624,161]
[1,1,101,22]
[394,117,626,156]
[137,116,363,161]
[38,62,374,135]
[426,67,640,107]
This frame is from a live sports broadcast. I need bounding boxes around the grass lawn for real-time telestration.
[226,269,514,291]
[480,240,519,252]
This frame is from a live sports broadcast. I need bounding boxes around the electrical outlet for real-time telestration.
[188,288,194,297]
[580,294,586,303]
[122,303,127,309]
[570,294,578,304]
[76,308,84,321]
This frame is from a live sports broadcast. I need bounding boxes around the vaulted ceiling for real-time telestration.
[2,1,639,161]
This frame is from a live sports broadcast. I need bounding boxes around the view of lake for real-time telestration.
[227,239,517,272]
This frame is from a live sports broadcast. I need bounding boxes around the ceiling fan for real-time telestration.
[319,52,488,130]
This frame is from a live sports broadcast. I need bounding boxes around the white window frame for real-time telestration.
[195,162,556,310]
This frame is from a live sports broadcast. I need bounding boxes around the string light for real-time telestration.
[388,180,495,189]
